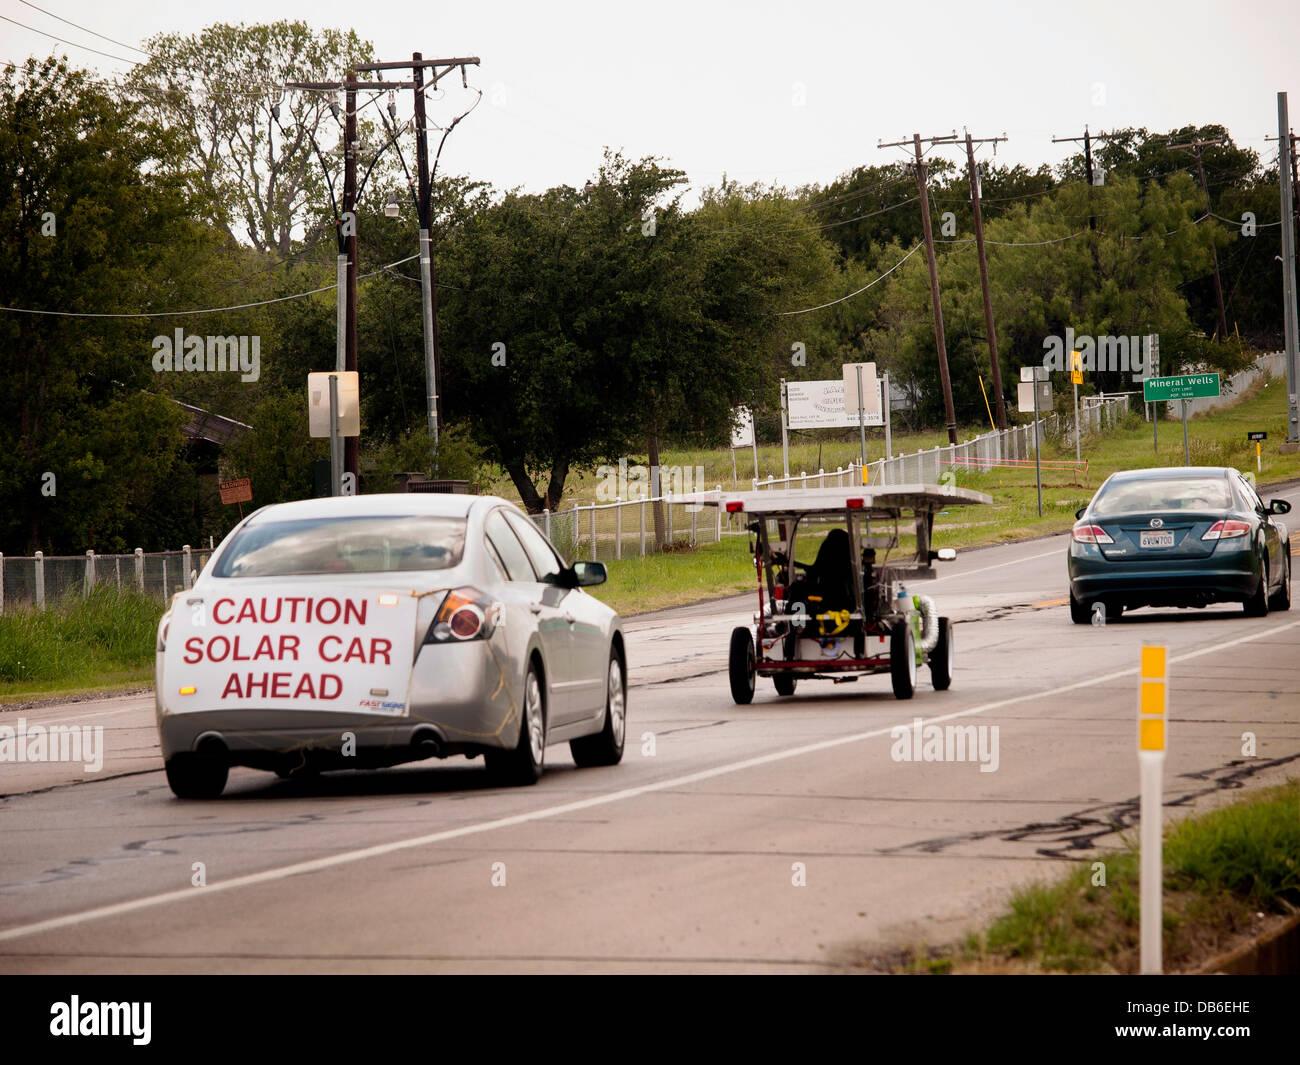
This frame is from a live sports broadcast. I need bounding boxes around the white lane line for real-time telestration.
[2,617,1296,945]
[931,546,1063,582]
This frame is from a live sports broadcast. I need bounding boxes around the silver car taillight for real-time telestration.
[424,587,502,644]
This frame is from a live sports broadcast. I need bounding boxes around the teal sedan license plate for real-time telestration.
[1140,531,1174,548]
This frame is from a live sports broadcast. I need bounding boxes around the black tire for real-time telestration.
[729,626,756,705]
[1268,547,1291,611]
[890,620,916,700]
[165,752,228,799]
[1069,590,1091,624]
[929,617,954,691]
[1243,560,1270,618]
[773,675,797,696]
[570,647,627,767]
[486,660,546,785]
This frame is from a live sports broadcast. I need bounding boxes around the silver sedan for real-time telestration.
[154,494,626,797]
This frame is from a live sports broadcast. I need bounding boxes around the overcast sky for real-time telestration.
[4,0,1298,200]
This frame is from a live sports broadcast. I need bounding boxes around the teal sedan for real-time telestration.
[1067,467,1291,623]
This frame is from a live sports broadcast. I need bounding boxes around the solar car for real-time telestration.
[1067,466,1291,622]
[685,484,992,702]
[155,494,626,797]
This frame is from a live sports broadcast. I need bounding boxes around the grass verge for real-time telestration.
[896,778,1300,974]
[0,587,161,704]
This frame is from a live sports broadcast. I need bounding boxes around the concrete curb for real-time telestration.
[1197,912,1300,975]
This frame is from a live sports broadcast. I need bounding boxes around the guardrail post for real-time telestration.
[183,545,193,589]
[134,547,144,594]
[35,551,45,610]
[84,550,95,599]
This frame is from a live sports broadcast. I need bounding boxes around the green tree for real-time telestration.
[0,58,207,553]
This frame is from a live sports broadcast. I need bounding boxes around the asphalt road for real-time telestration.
[1,487,1297,973]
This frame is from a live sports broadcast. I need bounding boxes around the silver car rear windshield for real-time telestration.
[1092,476,1231,517]
[213,515,467,577]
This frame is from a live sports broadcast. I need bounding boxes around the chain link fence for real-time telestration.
[1,548,213,614]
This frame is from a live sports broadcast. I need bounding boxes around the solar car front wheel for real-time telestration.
[890,620,916,700]
[729,626,756,705]
[929,617,954,691]
[773,675,797,696]
[570,649,627,767]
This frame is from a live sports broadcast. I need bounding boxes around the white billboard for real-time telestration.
[787,379,884,429]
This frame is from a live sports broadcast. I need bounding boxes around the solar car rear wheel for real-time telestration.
[929,617,954,691]
[165,752,228,799]
[890,620,916,700]
[486,662,546,785]
[773,675,797,696]
[570,648,627,767]
[729,627,756,705]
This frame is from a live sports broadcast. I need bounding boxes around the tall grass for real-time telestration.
[0,586,162,694]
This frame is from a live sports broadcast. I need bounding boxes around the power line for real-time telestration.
[777,243,924,316]
[0,13,142,65]
[17,0,153,58]
[0,254,419,318]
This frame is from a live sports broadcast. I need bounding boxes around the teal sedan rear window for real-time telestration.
[1092,477,1231,516]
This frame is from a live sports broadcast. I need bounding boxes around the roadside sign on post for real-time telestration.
[1141,373,1220,402]
[308,371,360,437]
[1018,367,1050,517]
[730,406,758,484]
[1144,374,1220,466]
[219,477,252,520]
[843,362,878,470]
[1249,431,1266,472]
[1247,431,1267,440]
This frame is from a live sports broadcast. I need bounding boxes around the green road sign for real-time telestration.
[1143,373,1221,402]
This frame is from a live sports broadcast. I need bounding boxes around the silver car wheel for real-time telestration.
[525,670,545,765]
[607,657,626,748]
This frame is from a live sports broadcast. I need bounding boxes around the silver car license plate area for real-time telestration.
[1139,531,1175,548]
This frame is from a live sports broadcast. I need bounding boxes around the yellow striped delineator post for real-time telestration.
[1139,644,1167,975]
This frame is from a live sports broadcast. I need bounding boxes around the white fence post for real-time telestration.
[160,556,168,598]
[589,505,597,562]
[0,553,4,616]
[667,498,674,544]
[84,550,96,599]
[543,508,551,540]
[614,502,622,561]
[34,551,45,610]
[134,548,144,594]
[639,499,646,557]
[715,486,723,541]
[183,545,193,589]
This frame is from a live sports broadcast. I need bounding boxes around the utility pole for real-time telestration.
[1277,93,1300,445]
[342,74,359,484]
[880,132,960,444]
[1052,126,1118,241]
[355,55,479,470]
[963,130,1008,429]
[287,72,416,488]
[1169,136,1230,340]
